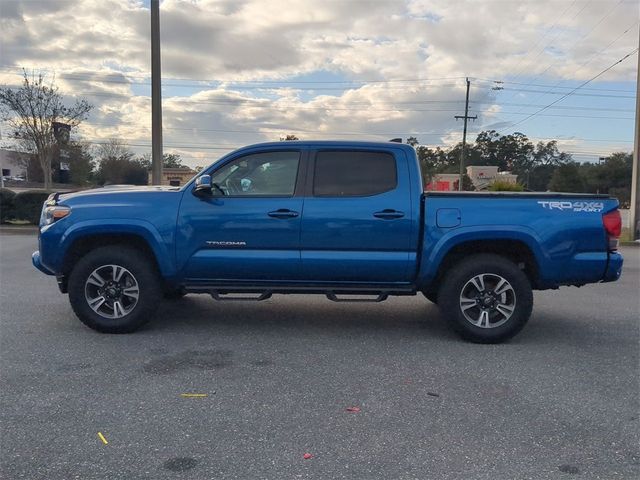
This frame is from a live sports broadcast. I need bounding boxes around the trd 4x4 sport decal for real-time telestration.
[537,201,604,212]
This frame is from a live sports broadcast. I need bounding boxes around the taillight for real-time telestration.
[603,209,622,251]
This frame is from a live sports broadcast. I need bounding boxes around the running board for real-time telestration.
[210,291,273,302]
[326,292,389,303]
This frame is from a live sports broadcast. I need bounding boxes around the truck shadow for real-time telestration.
[148,294,458,341]
[143,294,639,348]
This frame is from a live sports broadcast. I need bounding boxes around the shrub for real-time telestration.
[0,188,17,223]
[487,180,525,192]
[13,190,51,224]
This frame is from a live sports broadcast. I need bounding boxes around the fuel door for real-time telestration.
[436,208,461,228]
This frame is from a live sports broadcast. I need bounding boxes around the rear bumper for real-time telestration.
[32,250,55,275]
[602,251,623,282]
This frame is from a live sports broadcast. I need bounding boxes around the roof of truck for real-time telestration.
[242,140,416,151]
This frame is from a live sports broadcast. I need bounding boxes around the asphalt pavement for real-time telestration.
[1,233,638,480]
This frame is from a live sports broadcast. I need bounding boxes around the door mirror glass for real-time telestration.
[194,174,212,196]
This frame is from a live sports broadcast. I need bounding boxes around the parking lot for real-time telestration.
[0,232,638,479]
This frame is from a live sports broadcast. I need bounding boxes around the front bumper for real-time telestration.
[32,250,55,275]
[602,251,623,282]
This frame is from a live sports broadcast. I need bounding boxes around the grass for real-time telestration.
[3,220,32,226]
[620,227,635,243]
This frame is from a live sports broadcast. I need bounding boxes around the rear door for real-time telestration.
[300,148,414,283]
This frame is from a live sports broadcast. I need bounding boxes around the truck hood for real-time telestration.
[56,185,181,203]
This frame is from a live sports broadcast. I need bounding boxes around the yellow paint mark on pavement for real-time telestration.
[180,393,208,398]
[97,432,108,445]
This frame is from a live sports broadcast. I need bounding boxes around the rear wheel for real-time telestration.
[438,254,533,343]
[68,246,162,333]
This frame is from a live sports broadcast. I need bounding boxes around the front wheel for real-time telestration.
[68,246,162,333]
[438,254,533,343]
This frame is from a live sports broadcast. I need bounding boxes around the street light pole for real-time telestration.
[630,30,639,240]
[151,0,163,185]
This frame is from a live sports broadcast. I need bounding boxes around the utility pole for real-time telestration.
[455,78,477,191]
[151,0,163,185]
[630,30,639,240]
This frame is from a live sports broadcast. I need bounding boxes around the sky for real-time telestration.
[0,0,638,168]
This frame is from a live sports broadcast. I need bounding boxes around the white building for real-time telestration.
[0,149,29,180]
[426,165,519,191]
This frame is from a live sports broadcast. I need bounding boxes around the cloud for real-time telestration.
[0,0,636,166]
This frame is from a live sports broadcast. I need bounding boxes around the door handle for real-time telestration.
[373,209,405,220]
[268,209,299,219]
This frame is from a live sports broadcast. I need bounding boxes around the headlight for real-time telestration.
[43,206,71,225]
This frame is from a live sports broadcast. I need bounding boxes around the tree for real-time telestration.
[95,138,132,162]
[95,139,147,185]
[548,163,584,192]
[415,144,454,186]
[52,141,94,185]
[280,134,299,141]
[459,173,475,191]
[473,131,534,172]
[0,70,92,190]
[162,153,186,168]
[138,152,188,169]
[96,158,148,186]
[527,164,556,191]
[406,136,419,147]
[532,140,571,166]
[581,152,632,203]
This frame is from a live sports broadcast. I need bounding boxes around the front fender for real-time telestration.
[51,219,176,277]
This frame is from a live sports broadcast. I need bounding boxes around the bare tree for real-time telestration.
[94,138,133,162]
[0,70,92,190]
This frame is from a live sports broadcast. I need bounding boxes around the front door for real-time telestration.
[177,149,305,282]
[300,148,414,283]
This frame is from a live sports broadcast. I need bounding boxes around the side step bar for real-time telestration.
[208,289,391,303]
[326,292,389,303]
[210,291,273,302]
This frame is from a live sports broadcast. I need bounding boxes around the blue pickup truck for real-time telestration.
[32,141,623,343]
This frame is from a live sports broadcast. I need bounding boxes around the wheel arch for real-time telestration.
[59,220,175,281]
[419,229,544,293]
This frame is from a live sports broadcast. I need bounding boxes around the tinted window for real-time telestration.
[313,151,397,197]
[211,151,300,196]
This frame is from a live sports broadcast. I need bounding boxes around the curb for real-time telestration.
[620,241,639,247]
[0,225,39,234]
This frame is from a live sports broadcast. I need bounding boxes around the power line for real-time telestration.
[527,0,626,81]
[500,0,582,83]
[498,48,639,132]
[474,78,635,93]
[0,67,467,87]
[495,19,639,117]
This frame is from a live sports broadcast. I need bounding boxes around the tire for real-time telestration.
[438,254,533,344]
[68,246,162,333]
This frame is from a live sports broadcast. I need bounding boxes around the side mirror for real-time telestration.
[193,174,212,197]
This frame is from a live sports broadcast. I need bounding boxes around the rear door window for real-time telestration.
[313,150,397,197]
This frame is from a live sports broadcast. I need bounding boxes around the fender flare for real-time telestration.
[418,225,549,287]
[59,219,176,277]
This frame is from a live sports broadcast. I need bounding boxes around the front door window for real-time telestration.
[211,151,300,196]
